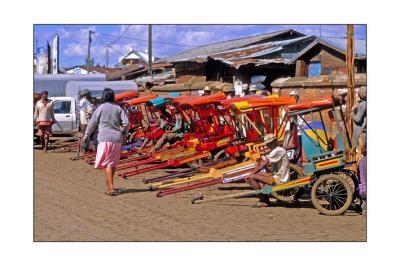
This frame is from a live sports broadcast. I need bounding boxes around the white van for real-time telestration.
[50,96,79,135]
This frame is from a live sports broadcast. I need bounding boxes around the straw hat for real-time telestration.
[222,84,234,92]
[79,88,91,97]
[204,85,211,91]
[249,85,257,92]
[337,89,348,97]
[242,84,249,91]
[263,134,276,144]
[289,90,299,96]
[358,86,367,100]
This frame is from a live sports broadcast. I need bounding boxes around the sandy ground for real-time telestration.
[34,147,366,241]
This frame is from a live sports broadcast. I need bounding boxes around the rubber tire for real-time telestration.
[311,174,353,216]
[271,164,304,203]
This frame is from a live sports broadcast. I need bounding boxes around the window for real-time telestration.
[53,101,71,114]
[308,61,321,77]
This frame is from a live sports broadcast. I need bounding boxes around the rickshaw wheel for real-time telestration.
[271,164,304,203]
[311,174,353,216]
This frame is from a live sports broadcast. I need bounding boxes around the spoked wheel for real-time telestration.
[271,164,304,203]
[311,174,353,216]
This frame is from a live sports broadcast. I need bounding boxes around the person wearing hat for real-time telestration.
[289,90,300,103]
[79,89,95,152]
[351,86,367,154]
[247,134,290,207]
[222,84,235,99]
[249,84,258,95]
[34,91,56,152]
[202,85,212,96]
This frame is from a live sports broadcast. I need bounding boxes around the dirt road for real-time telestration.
[34,150,366,241]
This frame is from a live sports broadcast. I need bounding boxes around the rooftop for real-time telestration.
[158,29,305,63]
[288,37,367,64]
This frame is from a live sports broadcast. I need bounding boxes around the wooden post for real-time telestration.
[345,24,355,163]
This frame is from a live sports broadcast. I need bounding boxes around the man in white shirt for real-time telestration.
[79,89,94,152]
[34,91,56,152]
[247,134,290,207]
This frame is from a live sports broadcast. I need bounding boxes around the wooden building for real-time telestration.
[288,37,366,77]
[158,29,317,91]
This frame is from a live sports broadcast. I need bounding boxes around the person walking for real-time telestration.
[34,91,56,152]
[79,89,95,153]
[83,88,130,196]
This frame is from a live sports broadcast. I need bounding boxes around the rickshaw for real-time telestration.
[192,96,362,216]
[151,95,297,197]
[117,93,260,179]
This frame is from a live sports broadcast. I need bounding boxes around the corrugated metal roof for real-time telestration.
[208,36,314,69]
[319,37,366,58]
[288,37,367,64]
[158,29,304,63]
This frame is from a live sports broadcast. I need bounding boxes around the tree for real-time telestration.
[85,57,95,67]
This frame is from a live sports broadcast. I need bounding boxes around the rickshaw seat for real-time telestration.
[246,128,259,142]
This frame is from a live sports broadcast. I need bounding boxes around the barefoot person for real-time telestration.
[247,134,290,207]
[83,88,130,196]
[33,91,56,152]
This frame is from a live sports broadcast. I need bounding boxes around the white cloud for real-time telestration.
[58,27,71,38]
[64,43,87,56]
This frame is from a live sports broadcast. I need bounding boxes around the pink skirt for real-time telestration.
[94,142,122,169]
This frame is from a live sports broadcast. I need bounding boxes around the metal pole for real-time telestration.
[148,24,153,76]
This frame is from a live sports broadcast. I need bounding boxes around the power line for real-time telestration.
[109,25,131,46]
[95,31,198,47]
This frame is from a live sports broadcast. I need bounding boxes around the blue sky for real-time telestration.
[34,24,366,68]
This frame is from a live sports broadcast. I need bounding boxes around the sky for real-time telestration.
[34,24,367,68]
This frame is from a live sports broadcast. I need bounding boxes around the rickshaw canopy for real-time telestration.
[124,95,157,105]
[231,95,295,112]
[114,90,138,101]
[287,96,336,111]
[178,93,226,108]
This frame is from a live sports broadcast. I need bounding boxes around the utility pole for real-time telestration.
[346,24,355,137]
[105,45,110,68]
[87,30,92,74]
[148,24,152,76]
[345,24,355,163]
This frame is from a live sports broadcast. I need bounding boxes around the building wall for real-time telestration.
[295,44,366,77]
[273,85,365,100]
[174,61,206,77]
[320,49,346,75]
